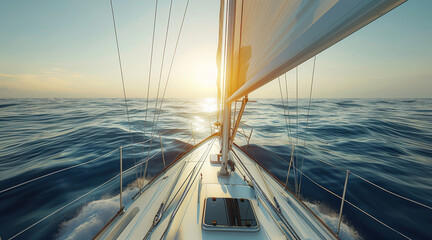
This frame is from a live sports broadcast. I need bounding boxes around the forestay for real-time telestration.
[225,0,405,103]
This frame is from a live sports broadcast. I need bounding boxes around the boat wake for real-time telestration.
[304,201,362,240]
[56,187,139,240]
[56,184,361,240]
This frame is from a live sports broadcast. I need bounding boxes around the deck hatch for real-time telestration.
[203,197,259,231]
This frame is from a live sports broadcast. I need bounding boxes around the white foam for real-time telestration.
[56,186,139,240]
[56,180,360,240]
[304,201,362,240]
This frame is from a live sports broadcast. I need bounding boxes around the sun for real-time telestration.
[196,62,218,89]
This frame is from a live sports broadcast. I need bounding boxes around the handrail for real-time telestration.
[6,150,162,240]
[121,129,183,148]
[5,131,196,239]
[0,148,118,195]
[350,171,432,211]
[291,164,412,240]
[238,127,430,239]
[5,126,430,239]
[243,128,432,212]
[0,129,182,196]
[9,173,120,240]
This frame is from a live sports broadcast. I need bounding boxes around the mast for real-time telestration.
[219,0,236,175]
[215,0,225,126]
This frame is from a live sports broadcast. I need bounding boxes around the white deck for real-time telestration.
[96,136,337,239]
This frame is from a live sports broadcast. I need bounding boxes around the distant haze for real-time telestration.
[0,0,431,99]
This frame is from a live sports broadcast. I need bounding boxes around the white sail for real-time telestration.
[225,0,405,103]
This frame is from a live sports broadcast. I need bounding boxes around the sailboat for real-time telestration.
[91,0,406,239]
[3,0,415,239]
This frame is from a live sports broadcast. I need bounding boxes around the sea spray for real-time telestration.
[55,178,149,240]
[304,200,362,240]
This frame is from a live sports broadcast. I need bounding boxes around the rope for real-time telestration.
[298,55,316,194]
[109,0,138,179]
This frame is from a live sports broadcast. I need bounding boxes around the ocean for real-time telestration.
[0,98,431,239]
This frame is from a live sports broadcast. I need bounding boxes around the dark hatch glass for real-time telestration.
[204,197,257,227]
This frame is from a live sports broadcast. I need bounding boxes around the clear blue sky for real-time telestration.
[0,0,430,98]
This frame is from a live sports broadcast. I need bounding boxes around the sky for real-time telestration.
[0,0,430,99]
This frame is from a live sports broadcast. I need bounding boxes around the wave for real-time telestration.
[304,201,362,240]
[56,187,139,240]
[1,98,431,239]
[0,103,18,108]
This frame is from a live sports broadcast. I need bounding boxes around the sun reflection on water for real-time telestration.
[188,98,218,136]
[201,98,217,113]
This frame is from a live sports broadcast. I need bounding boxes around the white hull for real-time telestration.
[95,135,337,239]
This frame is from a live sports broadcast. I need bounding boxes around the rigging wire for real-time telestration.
[147,0,191,145]
[142,0,174,186]
[284,73,293,146]
[294,66,299,193]
[140,0,159,187]
[151,0,174,137]
[278,76,292,151]
[158,139,215,239]
[109,0,138,179]
[298,56,316,195]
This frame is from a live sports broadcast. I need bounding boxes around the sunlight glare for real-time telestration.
[196,63,218,89]
[201,98,217,113]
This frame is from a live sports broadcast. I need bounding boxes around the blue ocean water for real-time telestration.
[0,98,431,239]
